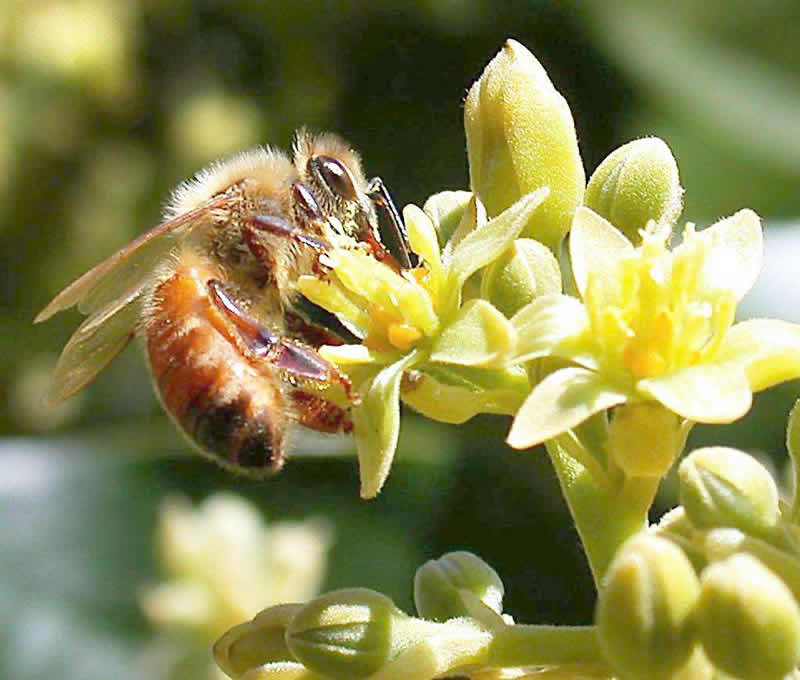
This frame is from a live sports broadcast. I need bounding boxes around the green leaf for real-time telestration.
[429,299,516,368]
[637,363,752,423]
[354,351,423,498]
[507,367,628,449]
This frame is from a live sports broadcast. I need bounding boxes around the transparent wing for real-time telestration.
[35,195,227,323]
[47,289,140,404]
[37,194,230,404]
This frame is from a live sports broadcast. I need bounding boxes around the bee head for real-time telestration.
[293,130,376,242]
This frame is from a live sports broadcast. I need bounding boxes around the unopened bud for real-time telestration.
[595,534,699,680]
[464,39,585,253]
[480,238,561,317]
[696,554,800,680]
[286,588,424,680]
[423,190,473,247]
[213,603,302,679]
[414,551,505,624]
[678,447,780,538]
[606,403,683,477]
[585,137,682,245]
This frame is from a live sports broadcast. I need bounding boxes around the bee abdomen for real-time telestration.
[145,256,286,475]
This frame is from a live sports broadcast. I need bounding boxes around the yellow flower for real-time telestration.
[297,190,550,497]
[508,206,800,449]
[141,494,331,638]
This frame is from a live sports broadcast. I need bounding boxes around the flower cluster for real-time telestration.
[209,38,800,680]
[141,494,331,679]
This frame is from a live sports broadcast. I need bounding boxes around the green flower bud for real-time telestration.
[678,447,780,538]
[239,662,326,680]
[480,238,561,317]
[414,551,505,624]
[596,534,700,680]
[703,528,800,606]
[286,588,426,680]
[606,404,684,478]
[423,190,473,247]
[585,137,683,245]
[213,603,302,679]
[464,39,585,254]
[696,554,800,680]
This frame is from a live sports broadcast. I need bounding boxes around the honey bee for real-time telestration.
[35,130,414,476]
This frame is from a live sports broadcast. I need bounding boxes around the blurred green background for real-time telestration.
[3,1,800,678]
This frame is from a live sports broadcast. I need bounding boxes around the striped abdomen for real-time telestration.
[145,254,287,475]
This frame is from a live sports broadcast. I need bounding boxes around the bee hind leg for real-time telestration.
[207,279,358,405]
[289,390,353,434]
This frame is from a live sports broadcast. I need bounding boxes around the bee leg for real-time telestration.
[366,176,417,269]
[244,214,330,252]
[289,390,353,434]
[208,279,358,404]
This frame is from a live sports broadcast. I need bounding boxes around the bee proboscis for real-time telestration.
[35,130,413,476]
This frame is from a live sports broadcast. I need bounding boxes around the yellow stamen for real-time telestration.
[387,324,423,351]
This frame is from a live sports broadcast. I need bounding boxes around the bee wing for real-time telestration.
[37,195,230,404]
[35,195,227,323]
[47,288,141,404]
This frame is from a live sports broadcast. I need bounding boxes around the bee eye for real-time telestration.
[310,155,359,202]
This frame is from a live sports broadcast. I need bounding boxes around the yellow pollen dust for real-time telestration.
[364,303,423,352]
[620,308,675,378]
[387,324,423,351]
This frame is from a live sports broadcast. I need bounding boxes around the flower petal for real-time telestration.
[638,364,752,423]
[422,190,473,246]
[510,293,593,365]
[329,249,439,336]
[569,206,633,299]
[446,187,550,290]
[404,204,442,274]
[402,373,526,424]
[319,344,399,366]
[296,275,371,337]
[507,367,628,449]
[353,351,422,498]
[717,318,800,391]
[697,209,762,301]
[429,299,516,368]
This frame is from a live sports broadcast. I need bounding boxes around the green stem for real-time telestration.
[544,439,659,585]
[488,624,605,668]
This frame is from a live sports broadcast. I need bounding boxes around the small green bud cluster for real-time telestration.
[597,446,800,680]
[214,552,508,680]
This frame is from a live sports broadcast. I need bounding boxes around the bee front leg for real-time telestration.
[207,280,358,405]
[366,176,416,269]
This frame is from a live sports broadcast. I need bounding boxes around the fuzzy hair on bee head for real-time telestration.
[292,128,368,189]
[164,147,296,219]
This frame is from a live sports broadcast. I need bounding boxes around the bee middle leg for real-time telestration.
[207,279,357,404]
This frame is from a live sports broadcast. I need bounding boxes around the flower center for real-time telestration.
[586,226,735,381]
